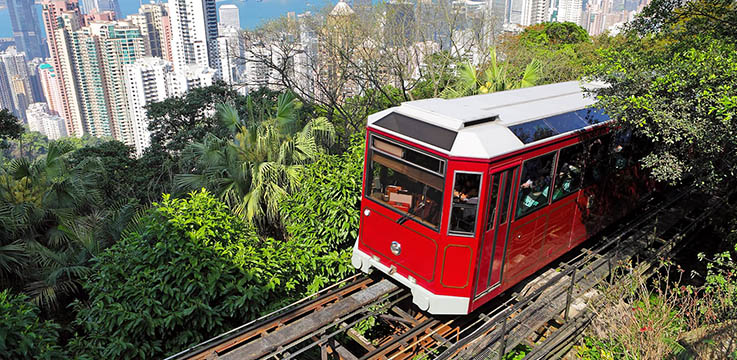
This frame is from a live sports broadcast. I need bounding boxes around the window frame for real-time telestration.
[514,150,558,220]
[370,135,446,177]
[448,170,484,238]
[364,134,447,232]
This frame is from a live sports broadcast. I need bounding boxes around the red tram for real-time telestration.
[351,81,647,315]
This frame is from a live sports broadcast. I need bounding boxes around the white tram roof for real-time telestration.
[367,81,610,159]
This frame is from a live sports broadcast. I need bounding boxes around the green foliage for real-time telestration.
[628,0,737,46]
[0,142,104,293]
[69,140,140,203]
[176,92,336,233]
[589,0,737,190]
[502,344,532,360]
[279,134,364,290]
[71,190,354,358]
[330,86,403,147]
[139,85,286,203]
[443,48,541,98]
[281,134,364,250]
[0,290,66,359]
[0,132,105,162]
[576,336,626,360]
[0,109,23,150]
[520,22,589,46]
[697,244,737,321]
[499,21,605,85]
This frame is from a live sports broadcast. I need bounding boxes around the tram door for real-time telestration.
[474,166,518,299]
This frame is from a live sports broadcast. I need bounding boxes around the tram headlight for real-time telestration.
[390,241,401,256]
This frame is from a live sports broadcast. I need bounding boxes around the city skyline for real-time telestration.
[0,0,335,39]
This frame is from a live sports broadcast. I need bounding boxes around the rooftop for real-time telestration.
[367,81,612,159]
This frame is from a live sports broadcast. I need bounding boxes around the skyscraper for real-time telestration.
[218,4,240,29]
[72,20,145,140]
[38,63,63,116]
[7,0,46,59]
[127,3,169,58]
[27,102,66,139]
[124,57,172,156]
[42,0,86,137]
[80,0,121,18]
[555,0,582,24]
[217,25,244,86]
[168,63,216,96]
[169,0,220,72]
[0,47,34,120]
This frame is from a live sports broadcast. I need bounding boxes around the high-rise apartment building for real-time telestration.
[80,0,121,18]
[27,102,66,139]
[128,3,169,58]
[72,20,145,141]
[7,0,46,59]
[26,57,46,104]
[168,63,216,96]
[169,0,220,72]
[0,47,34,120]
[551,0,583,24]
[124,57,172,156]
[42,0,86,137]
[218,4,240,29]
[38,63,63,116]
[217,25,244,86]
[0,63,13,113]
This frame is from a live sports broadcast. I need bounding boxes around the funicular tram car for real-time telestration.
[351,81,647,315]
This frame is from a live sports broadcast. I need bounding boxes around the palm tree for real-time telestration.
[443,48,542,98]
[0,141,124,309]
[175,92,335,231]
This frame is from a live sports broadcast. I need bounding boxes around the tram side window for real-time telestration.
[450,173,482,235]
[611,130,632,171]
[553,145,584,201]
[486,174,500,231]
[516,152,556,218]
[583,135,612,187]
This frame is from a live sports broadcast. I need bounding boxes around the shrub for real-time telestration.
[0,290,65,359]
[71,188,361,358]
[70,190,283,358]
[280,134,365,291]
[582,262,697,360]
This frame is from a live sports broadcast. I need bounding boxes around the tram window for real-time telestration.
[498,169,514,225]
[373,138,445,174]
[583,135,612,187]
[611,130,632,171]
[367,151,444,229]
[509,120,558,144]
[553,144,584,201]
[516,152,557,218]
[486,174,500,231]
[450,172,482,236]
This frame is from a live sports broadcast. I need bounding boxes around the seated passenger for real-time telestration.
[454,179,479,203]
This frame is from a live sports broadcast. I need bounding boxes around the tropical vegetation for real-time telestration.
[1,0,736,358]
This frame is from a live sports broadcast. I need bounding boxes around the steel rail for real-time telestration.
[433,188,695,360]
[166,273,371,360]
[272,289,411,360]
[521,191,734,360]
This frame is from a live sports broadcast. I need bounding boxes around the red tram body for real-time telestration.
[351,81,647,315]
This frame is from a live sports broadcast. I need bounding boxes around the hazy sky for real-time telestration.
[0,0,334,40]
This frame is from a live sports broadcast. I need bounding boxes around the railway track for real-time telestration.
[168,188,724,360]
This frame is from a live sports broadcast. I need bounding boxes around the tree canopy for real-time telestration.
[588,0,737,190]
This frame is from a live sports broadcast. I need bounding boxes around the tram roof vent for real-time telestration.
[462,114,499,128]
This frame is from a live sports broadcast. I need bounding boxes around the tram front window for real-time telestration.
[367,142,444,230]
